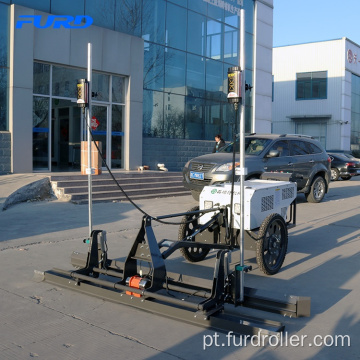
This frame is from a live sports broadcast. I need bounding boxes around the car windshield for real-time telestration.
[220,137,271,155]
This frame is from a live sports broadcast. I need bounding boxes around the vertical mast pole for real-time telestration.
[239,8,246,303]
[87,43,93,237]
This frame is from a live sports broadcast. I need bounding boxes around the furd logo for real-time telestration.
[16,15,93,29]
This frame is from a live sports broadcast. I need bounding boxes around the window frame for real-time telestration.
[296,71,328,100]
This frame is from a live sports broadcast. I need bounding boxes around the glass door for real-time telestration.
[91,103,124,169]
[111,104,124,168]
[51,99,82,171]
[91,104,109,167]
[33,96,50,170]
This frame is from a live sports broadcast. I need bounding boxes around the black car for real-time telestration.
[328,153,360,181]
[183,134,332,203]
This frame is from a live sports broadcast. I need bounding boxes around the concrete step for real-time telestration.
[50,171,190,203]
[59,181,183,195]
[69,185,187,200]
[53,176,183,189]
[71,189,191,205]
[50,171,177,182]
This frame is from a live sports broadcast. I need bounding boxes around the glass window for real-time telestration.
[164,48,186,95]
[167,0,186,7]
[187,11,206,56]
[92,72,110,102]
[52,65,86,98]
[137,0,254,141]
[222,102,236,139]
[290,140,310,156]
[269,140,290,157]
[245,32,254,70]
[33,63,50,95]
[207,19,223,60]
[143,89,164,137]
[166,2,186,51]
[242,0,254,33]
[224,25,238,65]
[244,68,253,104]
[164,93,185,138]
[33,96,50,169]
[115,0,141,36]
[245,104,252,133]
[296,71,327,100]
[188,0,207,14]
[112,75,125,103]
[205,100,221,139]
[51,0,84,16]
[207,1,224,22]
[144,42,164,91]
[206,59,224,101]
[0,3,9,68]
[308,143,322,154]
[224,13,239,28]
[0,67,8,131]
[13,0,50,12]
[186,54,205,98]
[223,1,242,24]
[185,97,205,139]
[142,0,165,44]
[85,0,115,30]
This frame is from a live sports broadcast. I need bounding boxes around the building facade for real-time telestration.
[0,0,273,174]
[273,38,360,156]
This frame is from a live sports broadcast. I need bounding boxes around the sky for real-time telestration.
[273,0,360,47]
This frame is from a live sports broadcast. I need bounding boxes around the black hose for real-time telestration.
[86,124,205,226]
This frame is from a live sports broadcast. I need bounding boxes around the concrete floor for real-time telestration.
[0,175,359,359]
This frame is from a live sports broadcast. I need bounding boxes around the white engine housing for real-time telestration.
[199,180,296,230]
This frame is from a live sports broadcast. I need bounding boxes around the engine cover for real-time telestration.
[199,180,296,230]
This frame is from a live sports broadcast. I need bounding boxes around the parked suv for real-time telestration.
[183,134,331,203]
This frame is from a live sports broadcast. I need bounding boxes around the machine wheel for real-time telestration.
[341,175,351,180]
[178,206,210,262]
[256,214,288,275]
[331,168,340,181]
[305,176,326,203]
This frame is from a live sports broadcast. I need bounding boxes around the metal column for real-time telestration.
[238,9,246,303]
[86,43,93,237]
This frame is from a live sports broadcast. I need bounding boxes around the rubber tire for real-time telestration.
[191,190,201,201]
[178,206,210,262]
[256,214,288,275]
[331,168,340,181]
[305,176,326,203]
[341,176,351,180]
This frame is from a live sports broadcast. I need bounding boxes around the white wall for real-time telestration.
[9,4,144,172]
[272,38,355,150]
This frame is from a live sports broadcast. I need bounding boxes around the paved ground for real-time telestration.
[0,174,359,359]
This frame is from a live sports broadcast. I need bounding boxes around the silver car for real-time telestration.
[183,134,331,203]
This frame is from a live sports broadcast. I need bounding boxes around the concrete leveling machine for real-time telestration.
[40,175,309,336]
[38,42,310,338]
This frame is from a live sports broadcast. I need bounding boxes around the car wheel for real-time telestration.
[190,190,201,201]
[256,213,288,275]
[340,176,351,180]
[331,168,340,181]
[178,206,210,262]
[305,176,326,203]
